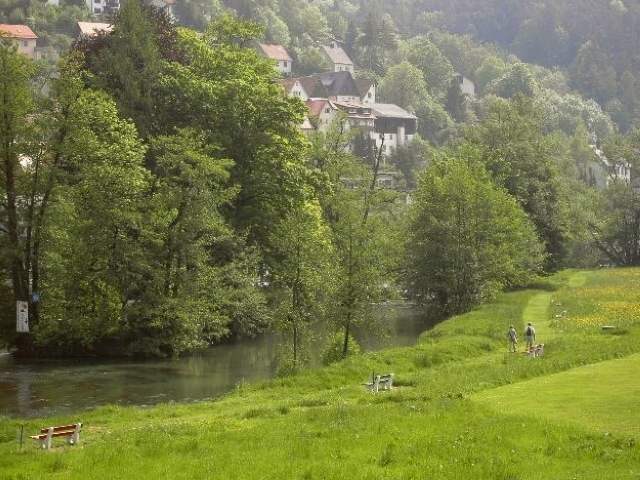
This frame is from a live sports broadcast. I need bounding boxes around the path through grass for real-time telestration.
[2,269,640,479]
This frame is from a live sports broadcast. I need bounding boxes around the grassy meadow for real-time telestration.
[1,269,640,479]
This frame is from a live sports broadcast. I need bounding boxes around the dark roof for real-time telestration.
[373,103,417,120]
[288,72,362,99]
[355,78,374,97]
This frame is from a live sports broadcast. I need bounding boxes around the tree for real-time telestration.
[269,202,335,370]
[467,96,570,270]
[406,150,545,315]
[379,61,428,110]
[401,36,454,98]
[572,41,617,104]
[82,0,165,138]
[0,41,35,338]
[389,136,430,189]
[445,77,467,122]
[489,63,536,99]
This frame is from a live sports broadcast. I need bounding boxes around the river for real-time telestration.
[0,304,430,418]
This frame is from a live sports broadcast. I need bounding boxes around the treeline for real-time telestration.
[0,3,399,364]
[2,1,640,362]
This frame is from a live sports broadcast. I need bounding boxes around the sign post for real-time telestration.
[16,301,29,333]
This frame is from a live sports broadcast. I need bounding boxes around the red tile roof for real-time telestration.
[257,43,292,61]
[307,99,330,117]
[0,24,37,40]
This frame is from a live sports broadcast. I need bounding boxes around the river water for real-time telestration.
[0,304,430,418]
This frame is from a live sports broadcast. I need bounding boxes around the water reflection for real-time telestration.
[0,304,430,418]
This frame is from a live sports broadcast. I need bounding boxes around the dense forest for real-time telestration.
[2,0,640,365]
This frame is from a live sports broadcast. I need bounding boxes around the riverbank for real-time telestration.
[2,269,640,479]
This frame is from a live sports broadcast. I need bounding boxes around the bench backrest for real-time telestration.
[40,424,81,434]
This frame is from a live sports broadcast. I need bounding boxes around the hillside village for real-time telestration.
[0,2,632,191]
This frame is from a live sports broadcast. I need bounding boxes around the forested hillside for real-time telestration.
[2,0,640,361]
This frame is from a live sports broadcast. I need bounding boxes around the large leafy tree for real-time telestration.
[467,96,570,270]
[407,149,545,315]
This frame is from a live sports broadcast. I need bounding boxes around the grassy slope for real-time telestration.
[1,269,639,479]
[474,354,640,438]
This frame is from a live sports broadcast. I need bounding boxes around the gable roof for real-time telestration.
[306,99,332,117]
[355,78,375,97]
[289,72,361,99]
[77,22,113,37]
[257,43,292,62]
[321,44,353,66]
[0,24,37,40]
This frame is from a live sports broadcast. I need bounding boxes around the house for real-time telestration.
[321,41,354,73]
[256,43,292,75]
[85,0,120,15]
[371,103,417,154]
[279,78,309,101]
[356,78,376,106]
[306,99,337,130]
[333,101,376,131]
[76,21,113,38]
[0,24,38,59]
[454,73,476,97]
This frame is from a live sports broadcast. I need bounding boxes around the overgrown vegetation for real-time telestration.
[2,269,640,478]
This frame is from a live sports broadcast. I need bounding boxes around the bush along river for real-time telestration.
[0,303,432,418]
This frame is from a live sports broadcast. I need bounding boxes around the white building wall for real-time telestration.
[278,60,292,75]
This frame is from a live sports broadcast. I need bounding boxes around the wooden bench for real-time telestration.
[364,373,394,393]
[30,423,82,450]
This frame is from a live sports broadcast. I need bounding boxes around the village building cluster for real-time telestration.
[257,40,418,165]
[0,14,631,190]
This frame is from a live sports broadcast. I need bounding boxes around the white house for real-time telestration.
[371,103,417,155]
[256,43,292,75]
[321,41,354,74]
[0,24,38,59]
[356,78,376,106]
[279,78,309,101]
[454,73,476,97]
[85,0,120,15]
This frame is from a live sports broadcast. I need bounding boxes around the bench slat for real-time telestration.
[39,425,78,434]
[30,431,76,440]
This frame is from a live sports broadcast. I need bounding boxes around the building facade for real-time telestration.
[0,24,38,59]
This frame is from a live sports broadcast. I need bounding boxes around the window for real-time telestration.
[283,61,288,68]
[368,92,372,98]
[22,41,28,47]
[325,108,331,114]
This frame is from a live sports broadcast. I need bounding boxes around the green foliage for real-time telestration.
[400,36,454,98]
[407,150,545,315]
[468,96,571,270]
[269,202,336,367]
[379,61,427,110]
[322,332,361,365]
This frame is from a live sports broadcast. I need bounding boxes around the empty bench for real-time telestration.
[30,423,82,450]
[364,373,394,393]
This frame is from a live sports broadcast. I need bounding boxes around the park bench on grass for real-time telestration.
[30,423,82,450]
[364,373,394,393]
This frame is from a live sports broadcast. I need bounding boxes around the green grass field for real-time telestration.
[474,354,640,438]
[1,269,640,479]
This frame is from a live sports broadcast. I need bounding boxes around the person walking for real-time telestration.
[507,325,518,352]
[524,322,536,350]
